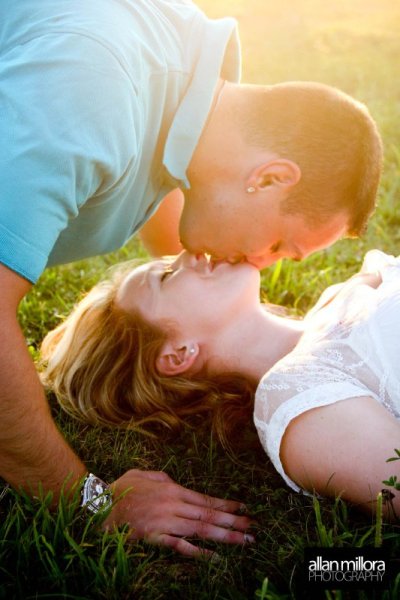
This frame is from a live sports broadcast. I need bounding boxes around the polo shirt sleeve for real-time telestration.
[0,33,138,283]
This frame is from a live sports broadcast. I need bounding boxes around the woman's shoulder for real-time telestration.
[254,341,373,422]
[254,350,328,422]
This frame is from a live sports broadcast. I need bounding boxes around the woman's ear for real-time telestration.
[247,159,301,191]
[156,341,199,376]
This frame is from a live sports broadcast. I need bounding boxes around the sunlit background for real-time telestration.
[4,4,400,596]
[196,0,400,308]
[198,0,400,151]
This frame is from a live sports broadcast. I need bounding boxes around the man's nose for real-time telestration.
[170,250,197,270]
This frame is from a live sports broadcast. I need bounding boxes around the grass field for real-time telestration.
[1,1,400,598]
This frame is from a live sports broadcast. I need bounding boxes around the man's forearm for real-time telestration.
[0,315,86,501]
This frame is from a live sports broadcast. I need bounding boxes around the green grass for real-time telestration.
[1,0,400,598]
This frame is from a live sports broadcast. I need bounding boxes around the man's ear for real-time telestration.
[247,159,301,191]
[156,342,199,376]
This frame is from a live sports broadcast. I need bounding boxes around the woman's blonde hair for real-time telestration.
[40,263,256,446]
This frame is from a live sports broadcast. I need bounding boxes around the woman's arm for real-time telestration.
[280,396,400,517]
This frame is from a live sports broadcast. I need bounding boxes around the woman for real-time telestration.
[41,250,400,517]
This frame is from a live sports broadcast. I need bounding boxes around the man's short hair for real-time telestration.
[240,81,383,235]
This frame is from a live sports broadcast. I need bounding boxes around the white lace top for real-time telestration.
[254,250,400,493]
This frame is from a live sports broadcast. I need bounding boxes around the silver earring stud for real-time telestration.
[246,186,256,193]
[189,347,195,355]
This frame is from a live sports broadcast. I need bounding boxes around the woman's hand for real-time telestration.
[103,469,254,557]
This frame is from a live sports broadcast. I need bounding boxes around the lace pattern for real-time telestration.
[254,251,400,494]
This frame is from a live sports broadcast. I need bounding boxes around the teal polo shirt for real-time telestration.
[0,0,240,283]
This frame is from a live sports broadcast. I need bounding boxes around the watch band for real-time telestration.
[81,472,112,514]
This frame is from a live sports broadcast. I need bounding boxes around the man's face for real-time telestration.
[179,184,348,270]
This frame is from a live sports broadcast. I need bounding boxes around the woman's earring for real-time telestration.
[246,186,256,194]
[189,347,196,355]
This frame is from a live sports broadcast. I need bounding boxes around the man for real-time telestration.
[0,0,382,557]
[142,78,382,268]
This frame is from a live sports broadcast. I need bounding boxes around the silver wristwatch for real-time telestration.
[81,472,113,514]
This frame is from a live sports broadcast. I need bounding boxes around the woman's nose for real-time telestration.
[169,250,198,270]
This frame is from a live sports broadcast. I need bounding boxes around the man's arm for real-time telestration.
[0,262,87,498]
[139,188,184,256]
[0,263,252,554]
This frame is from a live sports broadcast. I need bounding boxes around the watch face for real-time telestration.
[82,474,112,513]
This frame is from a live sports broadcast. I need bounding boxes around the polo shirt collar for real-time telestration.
[163,16,241,189]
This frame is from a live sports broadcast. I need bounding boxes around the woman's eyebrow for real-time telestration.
[145,262,163,297]
[141,258,172,300]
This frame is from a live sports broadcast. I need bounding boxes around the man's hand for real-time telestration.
[103,469,254,557]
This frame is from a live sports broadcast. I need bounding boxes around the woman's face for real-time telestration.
[116,252,260,338]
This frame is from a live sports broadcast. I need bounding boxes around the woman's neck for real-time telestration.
[208,306,304,382]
